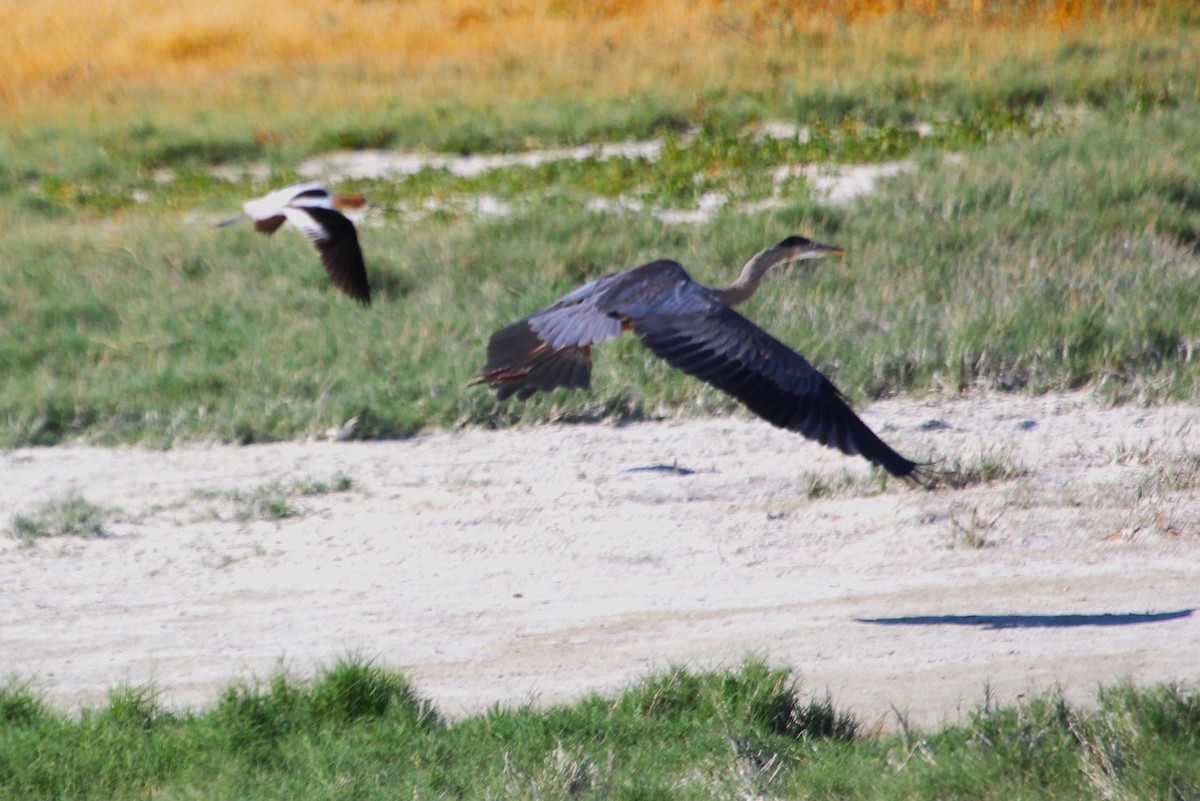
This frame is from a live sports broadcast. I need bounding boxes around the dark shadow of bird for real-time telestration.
[475,236,934,486]
[216,181,372,306]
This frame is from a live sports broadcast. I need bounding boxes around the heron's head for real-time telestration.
[772,235,846,265]
[332,193,368,211]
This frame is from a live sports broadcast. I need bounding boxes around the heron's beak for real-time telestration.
[332,193,367,210]
[806,241,846,259]
[784,241,846,265]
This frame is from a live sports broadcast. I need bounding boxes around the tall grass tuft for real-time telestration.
[0,681,45,727]
[308,658,438,727]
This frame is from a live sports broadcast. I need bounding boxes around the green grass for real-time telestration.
[0,659,1197,800]
[3,104,1199,447]
[5,493,112,545]
[2,42,1200,446]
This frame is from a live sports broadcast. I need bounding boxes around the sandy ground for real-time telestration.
[2,391,1199,729]
[199,139,918,226]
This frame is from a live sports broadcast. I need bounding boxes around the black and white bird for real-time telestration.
[217,182,371,305]
[476,237,932,485]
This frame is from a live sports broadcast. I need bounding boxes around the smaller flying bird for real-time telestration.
[216,182,372,305]
[476,237,933,485]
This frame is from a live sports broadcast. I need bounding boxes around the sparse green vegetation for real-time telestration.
[296,472,355,495]
[802,468,890,499]
[948,505,1003,548]
[1138,450,1200,495]
[190,473,356,522]
[932,450,1030,490]
[0,659,1197,801]
[6,493,112,545]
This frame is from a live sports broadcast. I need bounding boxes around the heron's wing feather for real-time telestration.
[478,274,629,396]
[631,298,925,481]
[282,206,371,306]
[484,327,594,401]
[524,276,628,349]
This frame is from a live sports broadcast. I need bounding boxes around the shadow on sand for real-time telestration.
[855,609,1193,631]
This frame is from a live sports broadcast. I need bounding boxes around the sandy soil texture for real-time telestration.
[2,391,1198,728]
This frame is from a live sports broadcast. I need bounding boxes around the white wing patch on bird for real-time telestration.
[221,181,372,305]
[282,207,332,247]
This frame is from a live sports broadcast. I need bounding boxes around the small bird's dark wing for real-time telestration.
[284,206,371,306]
[254,216,287,234]
[478,274,627,399]
[627,287,927,482]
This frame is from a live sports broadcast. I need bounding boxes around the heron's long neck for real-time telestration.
[711,248,786,307]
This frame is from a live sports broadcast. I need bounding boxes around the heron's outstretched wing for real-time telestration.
[283,206,371,306]
[624,285,927,482]
[478,261,733,401]
[478,274,629,400]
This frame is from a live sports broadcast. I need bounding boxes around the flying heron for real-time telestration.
[476,236,932,485]
[216,181,372,305]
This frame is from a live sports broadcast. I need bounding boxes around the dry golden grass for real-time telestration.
[2,0,1190,121]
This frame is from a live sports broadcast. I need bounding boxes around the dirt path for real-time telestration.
[2,391,1198,728]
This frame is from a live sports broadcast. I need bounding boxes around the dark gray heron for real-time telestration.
[216,181,372,306]
[476,236,932,485]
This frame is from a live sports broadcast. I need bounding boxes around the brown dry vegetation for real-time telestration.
[2,0,1189,120]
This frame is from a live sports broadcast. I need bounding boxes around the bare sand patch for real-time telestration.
[296,141,665,181]
[2,391,1197,728]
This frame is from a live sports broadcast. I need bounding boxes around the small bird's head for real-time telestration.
[332,193,367,211]
[772,235,846,264]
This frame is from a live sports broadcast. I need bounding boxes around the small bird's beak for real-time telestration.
[332,193,367,210]
[213,214,246,229]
